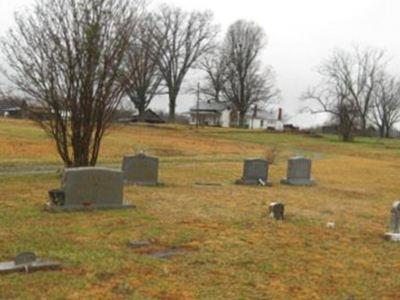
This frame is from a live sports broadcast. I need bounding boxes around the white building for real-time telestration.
[189,101,284,130]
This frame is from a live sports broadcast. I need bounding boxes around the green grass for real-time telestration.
[0,119,400,299]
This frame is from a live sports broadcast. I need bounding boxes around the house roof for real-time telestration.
[190,101,230,112]
[190,101,279,121]
[247,109,277,121]
[131,109,165,124]
[0,99,24,111]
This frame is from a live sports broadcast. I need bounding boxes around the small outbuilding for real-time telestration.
[130,109,165,124]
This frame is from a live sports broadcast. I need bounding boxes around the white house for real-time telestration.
[189,101,284,130]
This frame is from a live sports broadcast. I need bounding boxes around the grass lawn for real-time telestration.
[0,118,400,299]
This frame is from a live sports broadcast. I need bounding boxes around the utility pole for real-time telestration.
[196,82,200,128]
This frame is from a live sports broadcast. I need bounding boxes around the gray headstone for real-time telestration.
[281,157,315,186]
[385,201,400,242]
[14,252,37,265]
[128,240,151,249]
[122,154,159,185]
[390,201,400,233]
[46,167,134,211]
[268,203,285,220]
[237,159,270,185]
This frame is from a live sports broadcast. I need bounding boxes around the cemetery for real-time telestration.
[1,0,400,297]
[1,118,400,298]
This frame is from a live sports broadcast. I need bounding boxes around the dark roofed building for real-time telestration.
[130,109,165,124]
[0,99,25,118]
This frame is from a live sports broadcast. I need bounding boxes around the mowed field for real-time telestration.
[1,119,400,299]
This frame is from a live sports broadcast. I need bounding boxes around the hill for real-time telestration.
[0,118,399,299]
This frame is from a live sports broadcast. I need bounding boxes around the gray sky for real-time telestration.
[1,0,400,127]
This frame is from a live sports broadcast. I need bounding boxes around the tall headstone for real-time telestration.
[236,159,270,186]
[122,154,159,186]
[46,167,134,211]
[281,157,315,186]
[385,201,400,242]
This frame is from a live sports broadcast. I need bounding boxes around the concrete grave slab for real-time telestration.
[0,252,61,275]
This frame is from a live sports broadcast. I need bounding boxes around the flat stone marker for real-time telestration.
[281,157,315,186]
[46,167,134,212]
[148,249,189,260]
[122,154,160,186]
[269,202,285,220]
[128,240,152,249]
[236,159,271,186]
[385,201,400,242]
[0,252,61,275]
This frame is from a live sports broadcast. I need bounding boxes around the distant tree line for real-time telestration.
[0,0,278,167]
[303,46,400,141]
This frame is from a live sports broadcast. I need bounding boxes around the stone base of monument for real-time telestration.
[124,180,164,187]
[235,178,272,187]
[44,202,136,212]
[384,233,400,242]
[0,252,61,275]
[280,178,316,186]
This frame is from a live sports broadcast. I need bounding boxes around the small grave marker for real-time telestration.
[268,202,285,220]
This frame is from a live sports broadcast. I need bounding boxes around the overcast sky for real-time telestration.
[1,0,400,127]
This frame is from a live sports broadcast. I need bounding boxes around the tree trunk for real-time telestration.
[341,131,353,142]
[379,126,385,138]
[360,117,368,136]
[138,103,146,123]
[385,125,391,138]
[339,112,354,142]
[168,91,177,123]
[238,111,246,128]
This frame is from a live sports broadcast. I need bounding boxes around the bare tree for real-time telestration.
[150,5,217,123]
[371,72,400,138]
[121,15,162,122]
[303,86,359,142]
[199,47,227,102]
[221,20,277,127]
[323,47,386,134]
[303,46,387,141]
[2,0,137,167]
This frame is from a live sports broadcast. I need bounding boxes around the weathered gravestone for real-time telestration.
[0,252,61,275]
[122,154,160,186]
[236,159,271,186]
[268,202,285,220]
[385,201,400,242]
[46,167,134,212]
[281,157,315,186]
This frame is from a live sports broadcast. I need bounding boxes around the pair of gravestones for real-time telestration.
[237,156,315,186]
